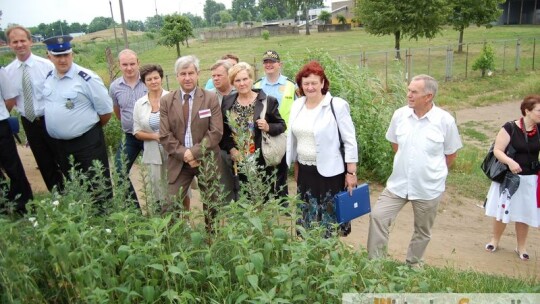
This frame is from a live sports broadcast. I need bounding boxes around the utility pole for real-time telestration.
[109,0,119,53]
[118,0,129,49]
[154,0,158,16]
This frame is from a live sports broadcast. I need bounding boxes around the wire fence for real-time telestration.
[335,37,539,88]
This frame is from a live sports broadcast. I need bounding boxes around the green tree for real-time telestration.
[232,0,257,21]
[219,10,233,26]
[287,0,323,35]
[70,22,86,33]
[358,0,449,59]
[336,14,347,25]
[472,43,495,76]
[145,15,164,32]
[319,10,331,24]
[159,14,193,58]
[258,0,290,19]
[448,0,504,53]
[204,0,226,25]
[87,16,115,33]
[126,20,145,31]
[183,12,206,28]
[237,9,253,25]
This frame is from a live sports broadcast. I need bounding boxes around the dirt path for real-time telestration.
[17,100,539,279]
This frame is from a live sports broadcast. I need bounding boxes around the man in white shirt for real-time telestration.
[6,25,63,192]
[367,74,463,266]
[0,66,33,214]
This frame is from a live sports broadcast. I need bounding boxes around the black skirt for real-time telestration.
[296,163,351,237]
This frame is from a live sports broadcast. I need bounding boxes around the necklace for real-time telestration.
[520,117,538,137]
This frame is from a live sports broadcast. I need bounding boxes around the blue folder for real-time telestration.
[334,183,371,224]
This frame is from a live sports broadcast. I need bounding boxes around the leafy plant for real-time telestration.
[336,14,347,25]
[261,29,270,40]
[472,43,496,77]
[284,50,402,182]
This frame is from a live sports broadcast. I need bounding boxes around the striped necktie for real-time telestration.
[22,63,36,122]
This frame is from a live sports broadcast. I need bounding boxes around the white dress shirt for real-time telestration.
[0,68,18,120]
[385,105,463,200]
[5,53,54,119]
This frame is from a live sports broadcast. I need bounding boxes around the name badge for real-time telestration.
[199,109,211,118]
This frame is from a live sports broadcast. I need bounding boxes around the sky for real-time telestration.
[1,0,233,29]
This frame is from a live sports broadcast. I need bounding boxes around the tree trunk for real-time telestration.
[304,5,310,35]
[176,42,181,58]
[186,38,190,48]
[394,31,401,60]
[458,28,464,53]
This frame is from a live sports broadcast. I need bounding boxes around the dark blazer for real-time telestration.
[160,87,223,183]
[220,89,286,166]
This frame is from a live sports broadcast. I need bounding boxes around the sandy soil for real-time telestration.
[17,100,539,280]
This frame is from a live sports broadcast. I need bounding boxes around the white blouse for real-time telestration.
[291,103,321,166]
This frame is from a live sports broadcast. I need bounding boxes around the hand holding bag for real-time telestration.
[481,122,516,183]
[260,97,286,167]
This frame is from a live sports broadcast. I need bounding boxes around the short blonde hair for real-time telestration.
[228,62,254,85]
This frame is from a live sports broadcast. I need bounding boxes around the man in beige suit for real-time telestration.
[160,55,223,228]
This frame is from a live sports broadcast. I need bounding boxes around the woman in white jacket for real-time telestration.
[133,64,169,206]
[287,61,359,237]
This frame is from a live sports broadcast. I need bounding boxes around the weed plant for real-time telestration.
[283,50,403,182]
[1,144,538,303]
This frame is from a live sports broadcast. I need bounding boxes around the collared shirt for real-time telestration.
[5,53,54,119]
[182,90,195,148]
[0,67,18,120]
[254,74,289,104]
[210,87,236,105]
[109,76,147,134]
[385,105,462,200]
[254,74,297,124]
[43,63,113,140]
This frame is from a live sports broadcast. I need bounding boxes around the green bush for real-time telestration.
[472,43,495,77]
[261,30,270,40]
[283,50,403,182]
[1,150,537,303]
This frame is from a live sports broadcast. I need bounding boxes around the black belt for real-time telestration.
[23,116,44,123]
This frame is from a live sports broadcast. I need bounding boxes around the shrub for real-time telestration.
[1,151,537,303]
[472,43,495,77]
[283,50,403,182]
[261,30,270,40]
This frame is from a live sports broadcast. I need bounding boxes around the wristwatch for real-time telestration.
[347,171,356,176]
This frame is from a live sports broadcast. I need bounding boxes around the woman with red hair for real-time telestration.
[286,61,359,237]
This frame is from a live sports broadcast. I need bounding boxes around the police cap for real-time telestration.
[43,35,73,55]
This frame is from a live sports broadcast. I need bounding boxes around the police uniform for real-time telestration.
[42,36,113,202]
[0,67,33,213]
[253,50,297,125]
[5,51,63,192]
[253,50,296,199]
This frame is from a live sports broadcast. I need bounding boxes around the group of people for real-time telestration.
[1,25,537,265]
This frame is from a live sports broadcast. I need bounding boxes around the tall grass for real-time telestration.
[1,149,537,303]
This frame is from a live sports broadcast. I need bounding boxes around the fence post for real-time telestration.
[405,48,412,82]
[465,43,469,79]
[427,47,431,76]
[445,45,453,82]
[515,38,521,71]
[385,51,388,90]
[533,37,536,71]
[502,41,507,73]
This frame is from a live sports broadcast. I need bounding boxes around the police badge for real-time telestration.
[65,98,74,109]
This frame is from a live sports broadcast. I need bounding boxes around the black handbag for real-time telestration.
[481,122,516,183]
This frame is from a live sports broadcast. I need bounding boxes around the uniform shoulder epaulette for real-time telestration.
[253,78,262,84]
[46,70,53,78]
[78,70,91,81]
[285,77,295,85]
